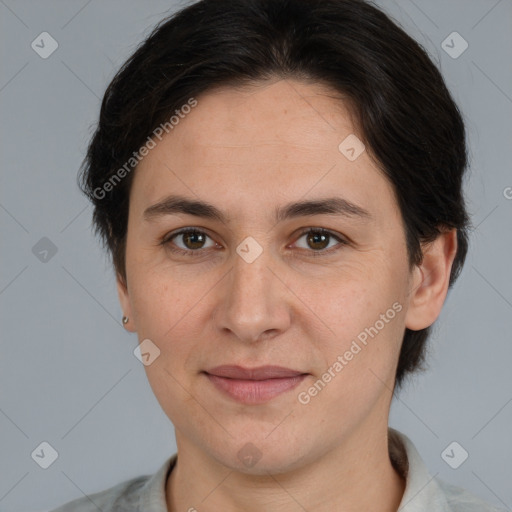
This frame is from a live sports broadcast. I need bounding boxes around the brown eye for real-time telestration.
[293,228,346,254]
[180,231,207,250]
[164,228,216,255]
[306,231,330,250]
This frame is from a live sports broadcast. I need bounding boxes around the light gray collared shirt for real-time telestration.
[50,428,507,511]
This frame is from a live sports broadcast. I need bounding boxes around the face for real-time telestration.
[118,79,422,474]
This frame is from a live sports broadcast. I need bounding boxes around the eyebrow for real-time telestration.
[143,194,371,224]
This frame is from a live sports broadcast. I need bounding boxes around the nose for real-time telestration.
[213,242,292,344]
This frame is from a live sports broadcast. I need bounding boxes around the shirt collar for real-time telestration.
[137,452,176,511]
[389,427,452,511]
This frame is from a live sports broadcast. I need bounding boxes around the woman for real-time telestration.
[51,0,505,510]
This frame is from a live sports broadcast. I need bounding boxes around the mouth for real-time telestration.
[203,365,309,405]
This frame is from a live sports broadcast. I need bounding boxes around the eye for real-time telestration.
[162,227,347,258]
[292,228,347,254]
[163,228,217,256]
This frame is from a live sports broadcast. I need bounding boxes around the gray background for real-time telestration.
[0,0,511,510]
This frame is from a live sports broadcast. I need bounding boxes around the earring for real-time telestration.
[122,316,129,325]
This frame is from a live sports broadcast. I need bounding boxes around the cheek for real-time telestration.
[304,261,407,394]
[128,268,215,380]
[309,259,405,339]
[128,244,408,355]
[297,302,406,433]
[128,264,192,335]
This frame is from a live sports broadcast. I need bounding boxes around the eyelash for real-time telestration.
[161,227,348,258]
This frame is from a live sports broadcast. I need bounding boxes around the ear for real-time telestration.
[117,274,136,332]
[405,229,458,331]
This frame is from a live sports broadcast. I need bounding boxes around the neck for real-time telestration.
[166,423,405,512]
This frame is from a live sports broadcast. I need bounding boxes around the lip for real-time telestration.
[206,365,305,380]
[204,365,308,405]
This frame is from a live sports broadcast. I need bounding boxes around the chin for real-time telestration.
[209,438,312,476]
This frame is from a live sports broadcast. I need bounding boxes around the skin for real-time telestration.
[117,79,457,512]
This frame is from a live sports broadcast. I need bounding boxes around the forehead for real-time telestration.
[177,79,356,156]
[131,79,399,224]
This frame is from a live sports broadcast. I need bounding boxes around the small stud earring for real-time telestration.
[122,316,129,325]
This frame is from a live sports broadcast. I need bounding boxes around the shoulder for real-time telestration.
[389,428,507,512]
[48,474,149,512]
[436,478,509,512]
[49,455,176,512]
